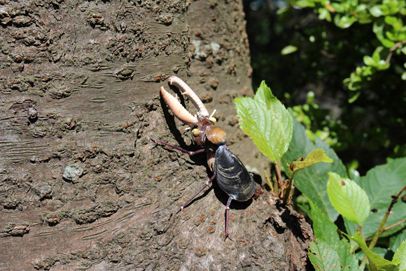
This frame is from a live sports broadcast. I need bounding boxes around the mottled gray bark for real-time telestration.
[0,0,313,270]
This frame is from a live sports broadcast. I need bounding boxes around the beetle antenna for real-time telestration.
[209,109,216,119]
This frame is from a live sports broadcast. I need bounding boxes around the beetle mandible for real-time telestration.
[152,76,257,239]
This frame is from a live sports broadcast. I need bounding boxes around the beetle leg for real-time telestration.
[224,196,233,241]
[176,173,216,215]
[150,137,206,156]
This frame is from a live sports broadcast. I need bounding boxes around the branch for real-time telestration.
[385,39,406,65]
[369,184,406,248]
[360,184,406,267]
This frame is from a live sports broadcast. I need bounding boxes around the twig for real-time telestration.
[264,170,273,193]
[276,160,283,188]
[361,184,406,267]
[384,218,406,231]
[385,39,406,65]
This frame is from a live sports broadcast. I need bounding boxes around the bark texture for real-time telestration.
[0,0,313,270]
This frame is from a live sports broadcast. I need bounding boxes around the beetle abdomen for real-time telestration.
[214,145,256,202]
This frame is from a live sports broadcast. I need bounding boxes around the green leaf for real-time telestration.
[348,91,361,103]
[402,72,406,80]
[370,6,384,17]
[327,172,370,226]
[374,18,385,37]
[349,169,360,183]
[335,14,357,29]
[364,55,377,66]
[345,158,406,239]
[361,66,374,77]
[385,16,398,25]
[281,113,346,221]
[390,230,406,253]
[307,198,340,245]
[393,240,406,271]
[372,46,384,62]
[288,149,333,174]
[281,45,298,55]
[377,61,390,70]
[306,198,359,269]
[386,31,398,41]
[336,239,361,271]
[330,3,344,13]
[309,242,341,271]
[294,1,315,8]
[347,232,399,271]
[235,81,293,162]
[318,7,332,22]
[356,247,391,262]
[381,38,396,48]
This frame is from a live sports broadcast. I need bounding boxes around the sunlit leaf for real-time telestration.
[281,45,298,55]
[288,149,333,174]
[344,158,406,239]
[385,16,398,25]
[235,81,293,162]
[364,55,377,66]
[393,240,406,271]
[327,172,370,226]
[370,6,383,17]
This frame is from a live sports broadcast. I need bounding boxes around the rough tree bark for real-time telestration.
[0,0,313,270]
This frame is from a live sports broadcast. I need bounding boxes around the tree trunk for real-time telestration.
[0,0,313,270]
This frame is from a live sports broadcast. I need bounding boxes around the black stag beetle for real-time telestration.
[152,76,258,239]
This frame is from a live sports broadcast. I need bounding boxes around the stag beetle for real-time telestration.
[152,76,257,239]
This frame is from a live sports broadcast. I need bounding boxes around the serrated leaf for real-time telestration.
[347,232,399,271]
[281,113,346,221]
[307,198,340,246]
[235,81,293,162]
[289,149,333,174]
[345,158,406,239]
[327,172,370,226]
[393,240,406,271]
[336,239,361,271]
[309,241,341,271]
[306,199,358,269]
[281,45,298,55]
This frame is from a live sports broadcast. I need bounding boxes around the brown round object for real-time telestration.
[206,126,227,145]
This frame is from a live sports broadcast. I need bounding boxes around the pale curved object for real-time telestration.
[160,86,198,125]
[168,76,209,117]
